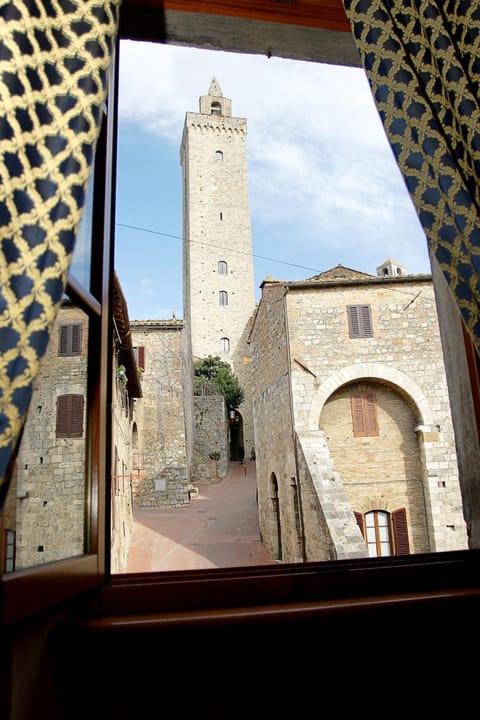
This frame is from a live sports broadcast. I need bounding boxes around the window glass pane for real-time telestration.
[0,304,89,570]
[69,170,94,289]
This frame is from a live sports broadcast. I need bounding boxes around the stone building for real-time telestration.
[248,261,467,562]
[180,78,256,462]
[129,318,192,508]
[0,275,142,573]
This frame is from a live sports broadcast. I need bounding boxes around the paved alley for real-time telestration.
[124,460,275,572]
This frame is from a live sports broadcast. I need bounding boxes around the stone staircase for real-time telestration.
[297,430,368,560]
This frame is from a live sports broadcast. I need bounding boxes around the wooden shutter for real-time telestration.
[347,305,361,337]
[351,392,366,435]
[134,346,145,370]
[364,390,379,434]
[56,394,84,438]
[354,511,364,537]
[392,508,410,555]
[351,387,379,437]
[347,305,373,338]
[58,323,82,356]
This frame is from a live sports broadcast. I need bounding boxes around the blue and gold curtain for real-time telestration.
[0,1,120,506]
[343,0,480,349]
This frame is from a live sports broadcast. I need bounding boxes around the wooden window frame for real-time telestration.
[2,0,479,629]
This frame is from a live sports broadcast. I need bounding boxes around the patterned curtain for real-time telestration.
[0,1,120,506]
[343,1,480,350]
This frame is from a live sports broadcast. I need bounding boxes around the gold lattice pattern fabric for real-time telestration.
[343,0,480,350]
[0,1,120,503]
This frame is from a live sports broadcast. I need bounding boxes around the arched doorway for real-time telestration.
[228,409,244,461]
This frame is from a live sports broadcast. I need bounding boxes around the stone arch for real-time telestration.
[308,363,434,431]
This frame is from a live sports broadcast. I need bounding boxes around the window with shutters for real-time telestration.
[219,290,228,306]
[355,509,410,557]
[56,394,84,438]
[58,323,83,356]
[218,260,227,274]
[133,346,145,371]
[351,385,379,436]
[221,337,230,352]
[347,304,373,337]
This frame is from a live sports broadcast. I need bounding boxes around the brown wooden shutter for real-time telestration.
[351,393,366,435]
[56,394,84,438]
[71,324,82,354]
[137,346,145,370]
[354,511,364,537]
[364,390,379,435]
[58,324,82,356]
[347,305,373,338]
[392,508,410,555]
[347,305,361,337]
[360,305,373,336]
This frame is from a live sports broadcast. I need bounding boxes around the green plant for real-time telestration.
[194,355,244,409]
[208,451,221,461]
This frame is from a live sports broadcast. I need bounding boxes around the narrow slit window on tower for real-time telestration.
[215,150,223,160]
[219,291,228,306]
[218,260,227,274]
[221,337,230,352]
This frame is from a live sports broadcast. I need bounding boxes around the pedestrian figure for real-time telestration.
[250,447,256,461]
[238,445,245,463]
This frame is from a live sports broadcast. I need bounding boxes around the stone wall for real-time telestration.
[191,395,230,484]
[130,320,189,508]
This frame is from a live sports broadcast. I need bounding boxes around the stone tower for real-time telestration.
[180,78,256,458]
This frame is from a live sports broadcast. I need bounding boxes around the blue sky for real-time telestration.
[114,41,430,321]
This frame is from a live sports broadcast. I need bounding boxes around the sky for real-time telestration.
[113,40,430,321]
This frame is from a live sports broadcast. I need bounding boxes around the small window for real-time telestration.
[56,394,84,438]
[347,305,373,338]
[219,291,228,306]
[211,101,221,115]
[4,529,15,572]
[218,261,227,275]
[58,323,83,356]
[133,346,145,370]
[351,386,379,436]
[215,150,223,160]
[355,509,410,557]
[221,337,230,352]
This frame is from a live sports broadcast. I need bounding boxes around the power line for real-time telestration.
[116,221,322,274]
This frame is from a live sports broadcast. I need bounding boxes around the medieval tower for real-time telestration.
[180,78,256,458]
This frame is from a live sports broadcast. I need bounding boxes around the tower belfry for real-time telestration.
[180,78,256,455]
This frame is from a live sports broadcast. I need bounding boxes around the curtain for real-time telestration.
[343,0,480,350]
[0,1,120,506]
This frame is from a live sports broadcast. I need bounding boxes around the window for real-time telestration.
[356,509,410,557]
[351,386,379,436]
[211,101,221,115]
[133,346,145,370]
[219,290,228,306]
[218,260,227,274]
[4,530,15,572]
[58,323,83,356]
[215,150,223,160]
[347,304,373,337]
[221,337,230,352]
[56,394,84,438]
